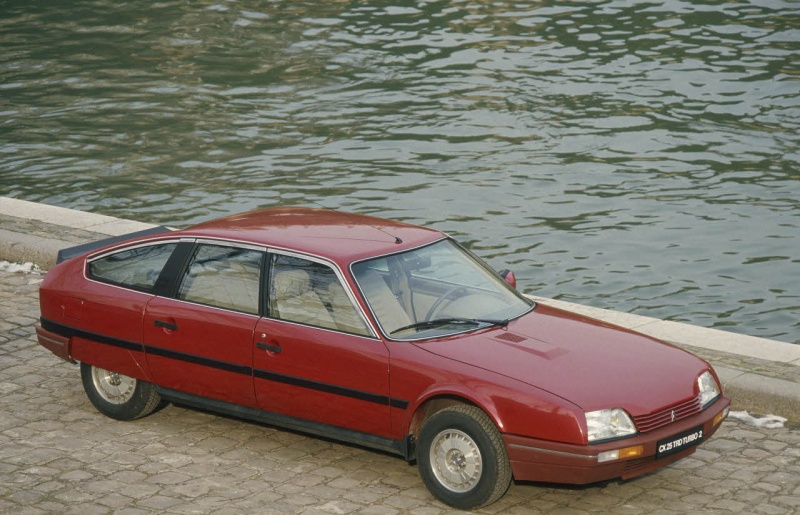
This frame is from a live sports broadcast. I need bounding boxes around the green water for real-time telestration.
[1,0,798,343]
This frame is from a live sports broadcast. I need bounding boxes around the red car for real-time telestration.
[37,207,730,509]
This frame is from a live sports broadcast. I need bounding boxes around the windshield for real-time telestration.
[351,239,534,340]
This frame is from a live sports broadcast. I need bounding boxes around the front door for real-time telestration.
[252,253,392,437]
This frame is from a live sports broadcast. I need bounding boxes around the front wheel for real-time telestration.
[417,405,512,509]
[80,363,161,421]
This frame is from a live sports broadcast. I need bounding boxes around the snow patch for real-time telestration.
[728,410,786,429]
[0,261,42,274]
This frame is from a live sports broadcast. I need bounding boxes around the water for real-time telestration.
[1,0,798,343]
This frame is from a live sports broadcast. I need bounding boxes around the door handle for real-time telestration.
[256,342,281,353]
[154,319,178,331]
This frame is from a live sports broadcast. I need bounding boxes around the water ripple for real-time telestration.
[1,0,798,343]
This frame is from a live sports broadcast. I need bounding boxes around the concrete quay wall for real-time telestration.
[1,196,798,422]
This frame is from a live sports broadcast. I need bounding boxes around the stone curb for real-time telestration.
[2,196,798,421]
[0,227,74,269]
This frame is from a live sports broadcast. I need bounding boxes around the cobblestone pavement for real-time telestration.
[2,268,799,514]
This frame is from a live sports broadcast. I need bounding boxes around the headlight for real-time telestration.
[698,370,720,408]
[585,408,637,443]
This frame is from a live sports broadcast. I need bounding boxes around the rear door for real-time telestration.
[143,241,265,406]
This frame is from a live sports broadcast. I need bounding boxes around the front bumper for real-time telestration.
[504,395,731,484]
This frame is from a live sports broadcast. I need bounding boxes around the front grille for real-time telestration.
[622,455,656,476]
[633,395,702,433]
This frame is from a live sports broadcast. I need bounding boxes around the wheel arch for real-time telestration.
[401,378,588,456]
[405,389,506,453]
[408,395,478,437]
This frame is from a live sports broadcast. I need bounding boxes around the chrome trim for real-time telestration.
[260,314,379,341]
[85,237,184,263]
[191,238,266,253]
[150,296,262,319]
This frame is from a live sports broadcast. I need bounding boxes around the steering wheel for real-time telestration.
[425,286,468,321]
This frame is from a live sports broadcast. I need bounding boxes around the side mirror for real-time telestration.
[498,269,517,289]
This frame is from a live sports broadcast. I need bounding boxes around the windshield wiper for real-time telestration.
[390,317,509,336]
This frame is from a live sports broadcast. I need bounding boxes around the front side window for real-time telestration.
[268,254,371,336]
[88,242,177,292]
[177,244,264,314]
[352,239,533,339]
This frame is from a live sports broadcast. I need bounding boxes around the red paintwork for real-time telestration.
[503,393,728,484]
[417,304,708,417]
[504,270,516,289]
[143,297,260,406]
[40,253,154,381]
[37,207,730,486]
[253,318,393,436]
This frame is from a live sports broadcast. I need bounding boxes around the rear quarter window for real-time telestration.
[88,243,178,292]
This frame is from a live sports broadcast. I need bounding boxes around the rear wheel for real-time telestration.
[80,363,161,420]
[417,405,512,509]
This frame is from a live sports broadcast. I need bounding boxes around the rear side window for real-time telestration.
[177,244,264,314]
[88,243,178,291]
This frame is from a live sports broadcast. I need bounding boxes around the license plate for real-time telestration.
[656,425,704,459]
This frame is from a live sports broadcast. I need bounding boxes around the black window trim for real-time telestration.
[152,240,195,298]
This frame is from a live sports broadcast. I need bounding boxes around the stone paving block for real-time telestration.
[1,266,799,513]
[357,506,402,515]
[755,504,794,515]
[773,495,800,509]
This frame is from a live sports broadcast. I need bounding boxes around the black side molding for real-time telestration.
[156,386,414,460]
[56,226,173,263]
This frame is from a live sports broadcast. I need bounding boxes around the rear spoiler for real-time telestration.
[56,226,173,264]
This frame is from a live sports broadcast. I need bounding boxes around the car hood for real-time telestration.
[415,303,708,415]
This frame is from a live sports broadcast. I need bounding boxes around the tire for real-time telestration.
[80,362,161,421]
[417,405,512,509]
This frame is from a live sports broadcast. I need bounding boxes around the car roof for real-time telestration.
[178,207,445,264]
